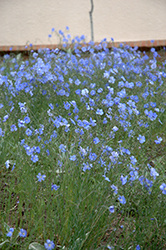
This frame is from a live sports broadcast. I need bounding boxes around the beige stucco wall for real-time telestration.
[0,0,166,47]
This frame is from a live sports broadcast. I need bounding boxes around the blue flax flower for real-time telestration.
[129,170,138,181]
[18,119,26,128]
[150,167,159,180]
[5,160,10,169]
[6,228,14,237]
[51,184,60,191]
[64,101,71,110]
[93,137,100,144]
[130,156,137,165]
[107,245,114,250]
[96,109,104,115]
[112,126,118,132]
[154,136,162,144]
[0,128,5,137]
[11,124,17,132]
[44,239,55,250]
[26,128,32,136]
[120,175,128,185]
[82,163,92,172]
[69,155,76,161]
[137,135,145,144]
[144,178,153,191]
[19,228,27,237]
[111,184,118,194]
[24,116,30,124]
[109,205,115,213]
[160,183,166,194]
[37,173,46,182]
[31,154,38,163]
[89,152,97,161]
[118,195,126,204]
[103,174,110,182]
[59,144,66,153]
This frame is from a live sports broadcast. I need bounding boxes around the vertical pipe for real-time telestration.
[89,0,94,41]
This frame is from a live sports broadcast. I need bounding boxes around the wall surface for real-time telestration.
[0,0,166,48]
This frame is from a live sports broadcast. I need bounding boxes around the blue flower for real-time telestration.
[49,103,54,110]
[35,146,40,154]
[160,183,166,194]
[19,228,27,237]
[64,101,71,110]
[107,245,114,249]
[109,205,115,213]
[120,175,128,185]
[111,184,118,194]
[103,174,110,182]
[70,155,76,161]
[97,88,103,93]
[26,128,32,136]
[20,139,25,145]
[11,124,17,132]
[44,239,55,250]
[46,149,50,156]
[137,135,145,144]
[136,245,141,250]
[18,102,27,113]
[150,167,159,180]
[90,90,96,96]
[103,118,107,124]
[136,81,142,87]
[130,156,137,165]
[26,146,33,156]
[82,163,92,172]
[89,152,97,161]
[0,128,5,137]
[11,163,16,171]
[93,137,100,144]
[104,71,110,79]
[150,102,156,108]
[37,173,46,182]
[5,160,10,169]
[81,88,89,96]
[6,228,14,237]
[144,178,153,191]
[0,103,4,109]
[154,136,162,144]
[18,119,26,128]
[139,176,145,185]
[96,109,104,115]
[109,76,115,84]
[3,114,9,122]
[129,170,138,181]
[31,154,38,163]
[59,30,63,35]
[118,195,126,204]
[51,184,60,191]
[112,126,118,132]
[24,116,30,124]
[58,160,63,167]
[75,79,81,86]
[59,144,66,153]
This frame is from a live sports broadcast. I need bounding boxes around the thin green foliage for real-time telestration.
[0,28,166,250]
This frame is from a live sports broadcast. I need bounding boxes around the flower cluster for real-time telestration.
[1,27,166,249]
